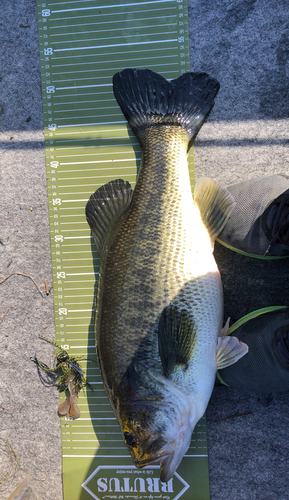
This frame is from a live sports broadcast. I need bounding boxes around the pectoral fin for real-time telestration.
[194,177,236,242]
[86,179,133,254]
[158,306,196,377]
[216,336,249,369]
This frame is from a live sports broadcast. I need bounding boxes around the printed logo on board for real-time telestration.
[82,465,189,500]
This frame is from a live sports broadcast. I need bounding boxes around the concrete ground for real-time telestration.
[0,0,288,499]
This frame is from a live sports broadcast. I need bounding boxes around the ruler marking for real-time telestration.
[51,6,176,23]
[51,1,175,14]
[52,61,176,79]
[59,158,140,165]
[59,190,111,195]
[50,23,177,38]
[54,112,121,118]
[49,14,176,30]
[53,105,116,110]
[51,46,176,63]
[53,38,178,52]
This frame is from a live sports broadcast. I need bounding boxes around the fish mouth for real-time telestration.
[159,455,177,483]
[132,439,175,468]
[159,431,193,482]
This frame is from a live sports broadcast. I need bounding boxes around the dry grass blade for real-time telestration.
[0,272,44,297]
[0,438,18,490]
[1,308,10,321]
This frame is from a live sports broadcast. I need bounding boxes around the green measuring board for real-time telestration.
[36,1,210,499]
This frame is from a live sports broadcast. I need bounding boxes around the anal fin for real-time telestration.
[86,179,133,254]
[158,306,196,377]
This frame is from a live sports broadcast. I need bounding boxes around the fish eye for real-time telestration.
[124,432,136,446]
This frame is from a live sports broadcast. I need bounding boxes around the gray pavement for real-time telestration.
[1,0,289,499]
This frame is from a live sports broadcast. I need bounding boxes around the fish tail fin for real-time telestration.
[194,177,236,241]
[113,69,220,141]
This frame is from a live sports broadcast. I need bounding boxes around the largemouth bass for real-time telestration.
[86,69,248,482]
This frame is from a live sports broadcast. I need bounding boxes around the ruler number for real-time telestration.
[42,9,51,16]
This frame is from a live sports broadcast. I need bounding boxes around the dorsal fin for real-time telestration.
[86,179,133,254]
[158,306,197,377]
[194,177,236,242]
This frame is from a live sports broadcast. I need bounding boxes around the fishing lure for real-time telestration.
[34,335,92,421]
